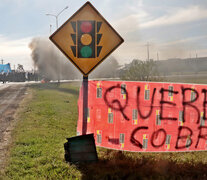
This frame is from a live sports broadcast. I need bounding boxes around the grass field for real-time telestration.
[2,82,207,180]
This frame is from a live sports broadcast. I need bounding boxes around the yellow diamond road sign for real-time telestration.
[50,1,124,76]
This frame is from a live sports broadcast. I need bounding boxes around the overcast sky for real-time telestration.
[0,0,207,70]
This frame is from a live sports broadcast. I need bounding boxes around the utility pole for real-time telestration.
[50,24,52,35]
[1,59,3,64]
[145,42,151,61]
[157,52,159,61]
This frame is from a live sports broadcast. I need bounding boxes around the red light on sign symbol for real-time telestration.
[70,20,102,58]
[81,21,92,33]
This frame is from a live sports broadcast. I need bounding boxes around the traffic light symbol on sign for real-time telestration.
[78,21,95,58]
[70,21,102,58]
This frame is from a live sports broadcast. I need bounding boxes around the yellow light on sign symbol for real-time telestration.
[81,34,92,45]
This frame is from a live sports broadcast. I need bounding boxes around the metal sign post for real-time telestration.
[82,75,88,135]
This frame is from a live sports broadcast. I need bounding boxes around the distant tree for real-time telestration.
[120,59,160,81]
[16,64,25,72]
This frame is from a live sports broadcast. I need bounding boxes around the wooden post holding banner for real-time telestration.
[82,76,88,135]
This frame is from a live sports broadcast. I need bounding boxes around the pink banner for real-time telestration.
[77,81,207,152]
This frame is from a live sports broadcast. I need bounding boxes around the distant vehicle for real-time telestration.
[41,77,50,83]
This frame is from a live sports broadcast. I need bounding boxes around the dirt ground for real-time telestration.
[0,84,27,172]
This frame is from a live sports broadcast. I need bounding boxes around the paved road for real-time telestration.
[0,84,27,170]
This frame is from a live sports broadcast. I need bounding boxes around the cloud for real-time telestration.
[126,0,144,11]
[113,14,139,34]
[112,4,207,36]
[113,34,207,63]
[0,36,31,56]
[158,35,207,47]
[0,35,33,70]
[113,10,148,35]
[140,6,207,28]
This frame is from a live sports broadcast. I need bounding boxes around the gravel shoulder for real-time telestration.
[0,84,28,173]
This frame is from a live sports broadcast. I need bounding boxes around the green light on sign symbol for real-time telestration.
[80,46,92,58]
